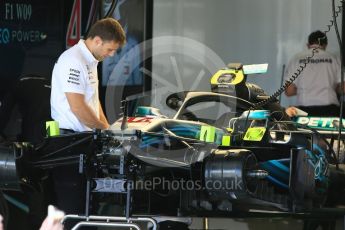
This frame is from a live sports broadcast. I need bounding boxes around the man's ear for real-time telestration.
[94,36,103,46]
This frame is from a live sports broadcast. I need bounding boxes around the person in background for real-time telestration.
[284,30,343,117]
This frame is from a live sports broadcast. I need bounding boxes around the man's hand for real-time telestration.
[66,92,109,129]
[336,82,345,94]
[285,106,298,117]
[285,106,308,117]
[285,83,297,97]
[39,205,64,230]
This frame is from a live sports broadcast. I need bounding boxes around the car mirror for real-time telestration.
[166,91,188,110]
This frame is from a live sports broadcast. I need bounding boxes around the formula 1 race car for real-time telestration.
[1,64,344,229]
[98,64,333,215]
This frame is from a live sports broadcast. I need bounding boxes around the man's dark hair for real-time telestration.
[308,30,327,46]
[87,18,126,46]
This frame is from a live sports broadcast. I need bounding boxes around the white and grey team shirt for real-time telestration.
[284,49,341,107]
[51,39,99,132]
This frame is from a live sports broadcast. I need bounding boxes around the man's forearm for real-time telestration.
[72,103,108,129]
[66,93,108,129]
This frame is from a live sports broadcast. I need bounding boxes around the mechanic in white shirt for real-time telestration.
[49,18,126,229]
[284,30,343,117]
[51,18,126,132]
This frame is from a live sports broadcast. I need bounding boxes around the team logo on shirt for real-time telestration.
[67,68,80,85]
